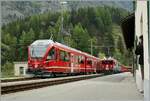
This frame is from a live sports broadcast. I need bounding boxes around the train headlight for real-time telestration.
[35,64,38,68]
[106,65,108,68]
[110,65,113,68]
[106,67,109,70]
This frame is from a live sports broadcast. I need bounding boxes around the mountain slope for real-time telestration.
[1,1,133,25]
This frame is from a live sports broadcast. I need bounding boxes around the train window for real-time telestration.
[47,48,55,60]
[78,56,81,63]
[60,51,70,61]
[80,60,84,64]
[65,52,70,61]
[102,60,113,64]
[102,61,105,64]
[109,61,113,64]
[74,55,78,64]
[79,56,84,64]
[87,60,92,65]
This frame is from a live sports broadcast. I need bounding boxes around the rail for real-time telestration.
[1,77,38,83]
[1,74,103,95]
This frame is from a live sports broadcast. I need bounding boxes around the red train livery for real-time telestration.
[27,39,128,77]
[100,59,116,73]
[120,65,131,72]
[27,40,100,76]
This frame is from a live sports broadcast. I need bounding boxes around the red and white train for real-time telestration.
[27,40,129,77]
[100,58,131,74]
[27,40,100,76]
[100,59,116,73]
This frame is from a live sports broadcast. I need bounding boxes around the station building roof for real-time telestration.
[121,13,135,49]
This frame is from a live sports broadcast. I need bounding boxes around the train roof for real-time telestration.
[30,39,99,60]
[54,42,99,60]
[31,40,54,46]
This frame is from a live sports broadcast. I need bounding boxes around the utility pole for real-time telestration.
[107,47,110,56]
[88,38,113,56]
[60,1,67,43]
[91,40,93,55]
[89,39,93,55]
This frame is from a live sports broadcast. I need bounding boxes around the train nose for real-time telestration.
[33,63,43,68]
[31,60,43,68]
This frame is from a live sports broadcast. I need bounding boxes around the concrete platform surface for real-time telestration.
[1,72,143,101]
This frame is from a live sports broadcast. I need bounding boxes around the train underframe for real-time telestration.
[26,67,97,78]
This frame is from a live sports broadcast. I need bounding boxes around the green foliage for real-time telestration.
[2,32,17,45]
[72,23,90,53]
[1,32,17,63]
[19,28,35,60]
[117,36,125,54]
[111,24,129,65]
[20,28,35,44]
[1,5,130,67]
[1,62,14,77]
[98,52,106,59]
[1,43,11,65]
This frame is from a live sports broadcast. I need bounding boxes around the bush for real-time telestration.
[1,62,14,78]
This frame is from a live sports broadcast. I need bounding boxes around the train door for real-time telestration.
[93,60,97,73]
[86,58,92,73]
[75,55,79,73]
[45,47,56,67]
[71,54,78,73]
[78,55,85,73]
[70,53,74,73]
[59,50,70,73]
[85,57,87,73]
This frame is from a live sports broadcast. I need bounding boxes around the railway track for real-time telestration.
[1,74,103,95]
[1,74,78,83]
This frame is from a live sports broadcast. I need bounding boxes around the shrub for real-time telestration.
[1,62,14,78]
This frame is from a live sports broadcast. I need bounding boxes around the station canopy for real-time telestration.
[121,13,135,49]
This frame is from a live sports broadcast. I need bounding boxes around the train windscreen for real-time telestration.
[30,45,48,58]
[102,60,113,64]
[29,40,53,58]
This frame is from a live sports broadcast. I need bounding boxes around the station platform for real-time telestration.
[1,72,143,101]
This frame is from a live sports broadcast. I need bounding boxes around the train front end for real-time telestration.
[27,40,53,76]
[101,60,115,73]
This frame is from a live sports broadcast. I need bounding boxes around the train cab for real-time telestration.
[27,40,55,75]
[100,59,115,73]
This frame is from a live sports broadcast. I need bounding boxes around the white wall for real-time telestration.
[14,62,28,76]
[136,1,150,101]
